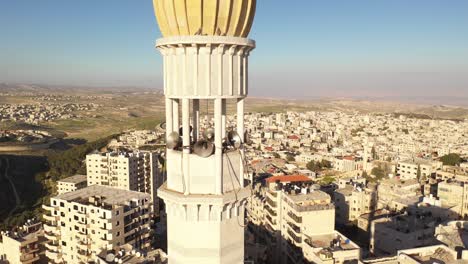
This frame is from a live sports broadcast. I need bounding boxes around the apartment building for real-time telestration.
[397,159,442,180]
[296,153,323,164]
[56,175,87,195]
[334,182,377,225]
[86,151,161,215]
[259,179,360,264]
[247,192,266,227]
[370,213,439,256]
[334,157,358,172]
[42,185,152,264]
[435,165,468,182]
[0,219,43,264]
[377,178,421,210]
[437,180,468,217]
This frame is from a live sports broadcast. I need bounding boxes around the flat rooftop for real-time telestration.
[306,231,359,251]
[335,186,353,196]
[286,189,331,204]
[400,158,433,165]
[377,213,437,232]
[55,185,149,206]
[57,174,86,184]
[408,248,458,264]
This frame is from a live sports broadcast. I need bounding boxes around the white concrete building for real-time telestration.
[397,159,441,180]
[57,174,87,195]
[0,220,43,264]
[42,185,152,264]
[249,178,361,264]
[86,151,161,215]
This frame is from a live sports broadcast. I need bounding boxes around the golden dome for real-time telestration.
[153,0,256,38]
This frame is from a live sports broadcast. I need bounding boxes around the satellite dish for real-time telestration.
[105,254,116,262]
[203,128,215,142]
[158,122,166,130]
[227,131,242,149]
[193,140,215,158]
[166,132,181,150]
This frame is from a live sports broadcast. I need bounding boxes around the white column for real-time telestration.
[182,98,190,195]
[165,98,173,140]
[173,99,179,131]
[217,45,224,96]
[243,52,249,95]
[237,98,245,188]
[228,46,236,96]
[237,98,245,142]
[215,98,223,195]
[221,99,226,139]
[182,99,191,149]
[193,45,199,95]
[192,99,200,142]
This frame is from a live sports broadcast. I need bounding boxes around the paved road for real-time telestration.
[0,157,21,217]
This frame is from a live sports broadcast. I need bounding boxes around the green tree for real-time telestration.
[320,176,336,185]
[440,153,462,166]
[307,161,319,171]
[320,160,332,168]
[272,152,280,159]
[286,154,295,162]
[371,167,386,180]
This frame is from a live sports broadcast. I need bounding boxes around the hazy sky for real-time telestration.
[1,0,467,98]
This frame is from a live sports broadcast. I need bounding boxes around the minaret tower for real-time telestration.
[152,1,256,263]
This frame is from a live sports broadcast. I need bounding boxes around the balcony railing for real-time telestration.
[287,229,302,244]
[267,190,278,197]
[287,221,301,234]
[265,204,277,217]
[266,197,277,208]
[20,253,39,263]
[266,215,277,226]
[287,211,302,223]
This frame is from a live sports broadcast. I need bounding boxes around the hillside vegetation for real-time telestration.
[0,135,117,229]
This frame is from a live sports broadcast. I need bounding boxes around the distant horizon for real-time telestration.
[1,1,467,98]
[2,82,468,107]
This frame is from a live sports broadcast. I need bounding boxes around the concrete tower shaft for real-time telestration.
[153,1,256,263]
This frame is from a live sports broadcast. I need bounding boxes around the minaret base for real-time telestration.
[158,184,251,264]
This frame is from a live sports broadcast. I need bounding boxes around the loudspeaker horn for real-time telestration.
[193,140,215,158]
[166,132,181,150]
[158,122,166,130]
[203,128,215,142]
[227,130,243,149]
